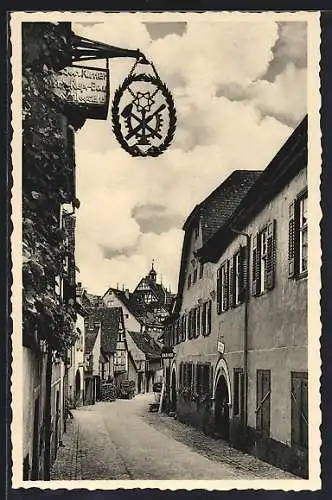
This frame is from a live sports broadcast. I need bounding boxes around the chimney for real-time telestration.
[125,288,130,300]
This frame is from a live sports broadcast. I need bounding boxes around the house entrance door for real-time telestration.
[215,375,230,439]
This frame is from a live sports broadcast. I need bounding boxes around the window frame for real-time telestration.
[234,251,241,306]
[299,194,308,276]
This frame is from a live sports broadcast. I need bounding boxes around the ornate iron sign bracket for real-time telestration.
[69,33,176,157]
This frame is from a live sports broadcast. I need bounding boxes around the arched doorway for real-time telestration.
[75,370,81,406]
[215,374,230,439]
[170,369,177,413]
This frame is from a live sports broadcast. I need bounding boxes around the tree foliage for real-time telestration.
[22,23,79,355]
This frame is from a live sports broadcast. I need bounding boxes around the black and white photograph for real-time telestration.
[10,11,321,490]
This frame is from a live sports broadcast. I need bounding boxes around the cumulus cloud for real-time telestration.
[264,21,307,81]
[72,18,307,295]
[247,63,307,126]
[132,204,184,234]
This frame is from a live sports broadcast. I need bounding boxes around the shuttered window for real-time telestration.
[182,315,187,342]
[217,267,222,314]
[201,302,207,336]
[291,372,308,449]
[217,260,230,313]
[196,363,210,395]
[192,308,197,338]
[252,221,276,296]
[256,370,271,436]
[289,190,308,279]
[196,306,201,337]
[188,310,193,339]
[207,300,212,335]
[231,247,247,306]
[199,262,204,279]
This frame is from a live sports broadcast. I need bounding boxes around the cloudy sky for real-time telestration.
[72,15,307,295]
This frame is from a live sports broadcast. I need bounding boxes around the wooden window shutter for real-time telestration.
[266,220,276,290]
[202,302,207,336]
[252,235,258,296]
[288,200,300,278]
[207,300,212,335]
[183,315,187,342]
[252,234,261,296]
[239,245,247,303]
[229,257,235,308]
[193,308,197,338]
[222,261,230,311]
[188,311,192,339]
[217,267,222,314]
[197,305,201,337]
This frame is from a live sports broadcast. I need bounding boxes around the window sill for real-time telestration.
[297,271,308,280]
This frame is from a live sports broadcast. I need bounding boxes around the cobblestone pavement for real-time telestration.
[143,407,297,480]
[50,394,298,481]
[50,418,81,480]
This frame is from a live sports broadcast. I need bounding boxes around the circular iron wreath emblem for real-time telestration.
[112,73,177,157]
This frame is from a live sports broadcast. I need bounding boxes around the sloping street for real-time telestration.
[50,394,297,481]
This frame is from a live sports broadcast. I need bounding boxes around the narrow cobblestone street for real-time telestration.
[50,394,298,481]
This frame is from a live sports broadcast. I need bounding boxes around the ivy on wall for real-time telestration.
[22,22,83,355]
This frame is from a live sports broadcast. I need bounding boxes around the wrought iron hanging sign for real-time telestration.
[112,59,177,157]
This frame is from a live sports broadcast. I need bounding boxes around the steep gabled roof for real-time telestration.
[198,116,308,262]
[183,170,262,245]
[84,324,99,354]
[174,170,262,315]
[133,277,173,312]
[128,331,161,360]
[85,307,124,355]
[102,288,146,322]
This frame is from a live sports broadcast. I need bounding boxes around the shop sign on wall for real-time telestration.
[51,65,109,119]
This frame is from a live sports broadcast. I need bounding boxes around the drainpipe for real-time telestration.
[231,229,250,437]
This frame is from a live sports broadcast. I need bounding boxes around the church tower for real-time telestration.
[147,260,157,283]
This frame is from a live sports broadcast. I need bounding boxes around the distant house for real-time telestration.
[103,264,175,342]
[83,320,101,405]
[126,331,163,393]
[84,307,137,400]
[133,263,175,338]
[102,287,144,333]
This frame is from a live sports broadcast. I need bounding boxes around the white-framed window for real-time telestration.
[259,227,268,294]
[217,261,229,313]
[252,221,276,296]
[299,195,308,274]
[289,190,308,279]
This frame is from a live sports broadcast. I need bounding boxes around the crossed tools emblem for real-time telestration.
[112,73,176,157]
[121,99,166,146]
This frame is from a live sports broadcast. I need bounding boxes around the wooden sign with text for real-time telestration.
[51,65,110,120]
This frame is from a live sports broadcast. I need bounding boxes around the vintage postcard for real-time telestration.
[10,10,321,491]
